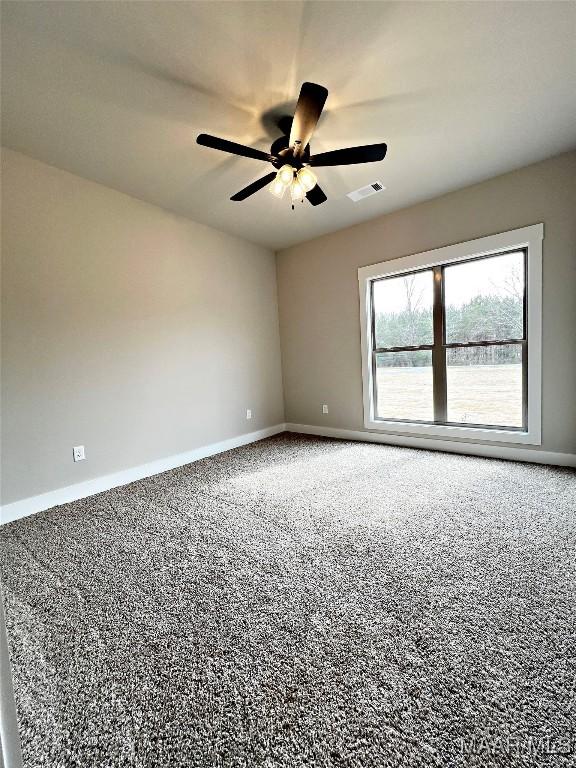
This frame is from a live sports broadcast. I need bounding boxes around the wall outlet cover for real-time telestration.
[246,409,252,420]
[322,404,329,414]
[73,445,86,462]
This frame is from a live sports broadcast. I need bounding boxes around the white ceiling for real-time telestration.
[2,1,576,250]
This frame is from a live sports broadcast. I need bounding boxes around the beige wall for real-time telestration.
[1,148,284,505]
[277,150,576,456]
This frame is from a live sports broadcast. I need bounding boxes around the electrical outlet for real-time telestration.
[322,404,329,414]
[73,445,86,462]
[246,409,252,420]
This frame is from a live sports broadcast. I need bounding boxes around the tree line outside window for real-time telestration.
[374,260,524,368]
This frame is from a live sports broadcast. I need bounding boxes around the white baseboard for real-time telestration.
[1,424,287,525]
[286,423,576,467]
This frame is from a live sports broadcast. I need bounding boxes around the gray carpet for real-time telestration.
[1,434,575,768]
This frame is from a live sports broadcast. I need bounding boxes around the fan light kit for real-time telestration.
[270,164,318,205]
[197,82,388,209]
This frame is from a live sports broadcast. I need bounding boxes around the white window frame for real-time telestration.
[358,224,543,445]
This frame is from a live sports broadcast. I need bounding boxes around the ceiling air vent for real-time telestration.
[346,181,385,202]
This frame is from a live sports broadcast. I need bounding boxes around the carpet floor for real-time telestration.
[1,434,575,768]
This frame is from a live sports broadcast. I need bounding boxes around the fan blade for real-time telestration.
[197,134,273,162]
[289,82,328,157]
[306,184,327,206]
[310,143,387,167]
[230,172,277,201]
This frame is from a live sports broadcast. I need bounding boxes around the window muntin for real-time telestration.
[371,249,527,431]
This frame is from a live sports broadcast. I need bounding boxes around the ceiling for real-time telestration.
[2,1,576,250]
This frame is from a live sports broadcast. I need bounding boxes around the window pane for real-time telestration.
[444,252,524,343]
[446,345,523,427]
[375,350,433,421]
[373,271,433,349]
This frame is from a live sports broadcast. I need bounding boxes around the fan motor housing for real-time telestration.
[270,136,311,168]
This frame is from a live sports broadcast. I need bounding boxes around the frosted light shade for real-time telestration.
[290,178,305,202]
[270,178,287,198]
[297,166,317,192]
[277,165,294,186]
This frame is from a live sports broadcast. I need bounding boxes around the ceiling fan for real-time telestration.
[196,82,387,208]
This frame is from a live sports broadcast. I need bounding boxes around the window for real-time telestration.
[359,225,543,445]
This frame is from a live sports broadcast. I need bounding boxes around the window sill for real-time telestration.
[364,418,541,446]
